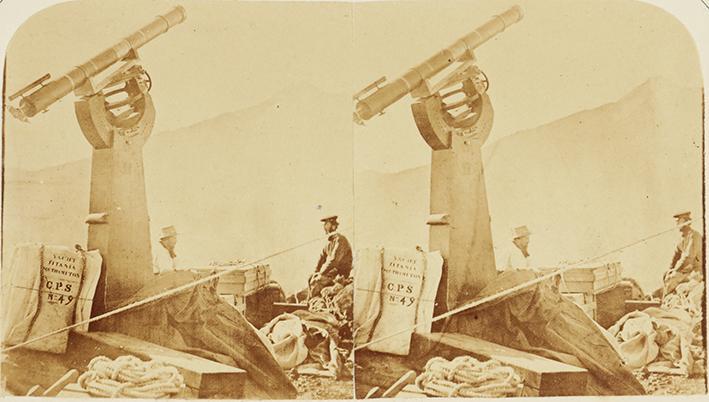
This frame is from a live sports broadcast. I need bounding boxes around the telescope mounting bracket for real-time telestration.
[410,55,492,150]
[74,49,155,149]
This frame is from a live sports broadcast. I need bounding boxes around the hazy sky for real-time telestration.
[1,0,707,172]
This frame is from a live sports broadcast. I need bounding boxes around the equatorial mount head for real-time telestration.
[411,61,493,150]
[74,54,156,149]
[94,64,152,131]
[72,48,155,141]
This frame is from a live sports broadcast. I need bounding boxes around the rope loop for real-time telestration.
[415,355,522,397]
[77,355,185,398]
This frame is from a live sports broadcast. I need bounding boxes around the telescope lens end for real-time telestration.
[511,5,524,20]
[174,5,187,22]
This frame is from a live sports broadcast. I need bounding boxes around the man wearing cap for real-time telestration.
[503,225,534,271]
[153,225,179,274]
[662,211,704,297]
[308,215,353,299]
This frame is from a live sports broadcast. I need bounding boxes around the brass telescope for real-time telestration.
[354,5,523,123]
[9,6,186,121]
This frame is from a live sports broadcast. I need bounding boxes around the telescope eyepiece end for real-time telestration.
[8,106,30,123]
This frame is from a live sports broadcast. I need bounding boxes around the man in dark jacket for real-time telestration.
[308,215,353,299]
[662,211,704,297]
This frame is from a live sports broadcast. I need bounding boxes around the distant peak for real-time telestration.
[621,75,699,102]
[492,74,698,147]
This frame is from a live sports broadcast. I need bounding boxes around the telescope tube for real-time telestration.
[355,5,523,122]
[15,6,186,119]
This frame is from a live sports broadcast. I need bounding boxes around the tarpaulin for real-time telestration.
[609,277,705,376]
[261,313,309,369]
[98,271,297,399]
[261,310,347,378]
[447,270,645,395]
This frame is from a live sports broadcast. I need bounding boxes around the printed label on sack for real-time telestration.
[382,255,422,307]
[24,246,85,353]
[41,251,82,305]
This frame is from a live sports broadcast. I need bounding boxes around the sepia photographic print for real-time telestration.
[0,0,707,400]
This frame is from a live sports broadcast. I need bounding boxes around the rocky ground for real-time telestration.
[288,362,354,400]
[285,361,708,398]
[635,370,707,395]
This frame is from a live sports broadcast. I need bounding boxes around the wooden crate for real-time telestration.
[562,292,596,320]
[562,292,586,305]
[596,282,633,328]
[543,262,622,294]
[219,293,248,314]
[625,300,661,314]
[194,264,271,295]
[219,283,286,328]
[578,300,596,320]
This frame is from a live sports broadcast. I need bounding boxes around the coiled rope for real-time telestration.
[77,355,184,398]
[415,355,522,397]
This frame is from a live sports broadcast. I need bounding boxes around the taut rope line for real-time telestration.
[353,222,688,351]
[1,226,352,353]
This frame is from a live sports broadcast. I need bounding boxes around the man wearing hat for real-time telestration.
[308,215,353,299]
[503,225,534,271]
[662,211,703,297]
[153,225,179,274]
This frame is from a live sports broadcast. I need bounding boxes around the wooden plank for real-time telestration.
[562,292,585,305]
[43,369,80,396]
[56,382,198,399]
[580,301,597,320]
[25,385,45,396]
[625,300,661,314]
[217,280,261,295]
[541,266,608,281]
[411,332,588,396]
[521,385,540,397]
[71,331,245,398]
[272,302,308,315]
[396,384,428,398]
[382,370,417,398]
[56,383,90,398]
[221,272,271,285]
[364,386,381,398]
[2,347,77,396]
[561,279,622,294]
[193,265,271,284]
[542,263,623,294]
[354,349,421,390]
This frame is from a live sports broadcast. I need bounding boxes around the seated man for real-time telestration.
[153,225,180,274]
[503,225,534,271]
[308,215,353,299]
[662,211,704,298]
